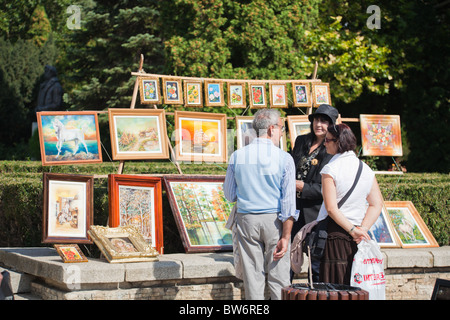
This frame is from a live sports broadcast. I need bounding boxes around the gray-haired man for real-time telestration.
[224,109,298,299]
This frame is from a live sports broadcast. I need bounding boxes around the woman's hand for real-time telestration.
[295,180,304,192]
[350,226,371,244]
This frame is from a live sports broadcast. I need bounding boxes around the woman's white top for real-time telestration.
[316,151,375,225]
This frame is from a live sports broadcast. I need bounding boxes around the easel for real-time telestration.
[118,54,183,175]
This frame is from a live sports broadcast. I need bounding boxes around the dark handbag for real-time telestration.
[0,270,14,300]
[302,160,363,259]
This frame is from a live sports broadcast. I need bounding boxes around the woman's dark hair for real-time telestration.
[328,123,357,153]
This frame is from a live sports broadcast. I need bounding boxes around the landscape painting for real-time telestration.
[164,175,234,253]
[108,109,169,160]
[37,111,102,166]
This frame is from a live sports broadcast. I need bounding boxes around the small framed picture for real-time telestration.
[108,108,169,160]
[269,83,288,108]
[42,173,94,244]
[54,244,88,263]
[184,80,202,107]
[88,225,159,263]
[292,82,311,107]
[138,77,161,104]
[204,81,225,107]
[249,82,267,108]
[286,115,311,148]
[108,174,164,253]
[384,201,439,248]
[162,77,183,104]
[369,204,401,248]
[235,116,286,151]
[360,114,403,157]
[227,82,246,108]
[312,83,331,106]
[36,111,103,166]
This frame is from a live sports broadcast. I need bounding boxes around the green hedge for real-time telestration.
[0,161,448,255]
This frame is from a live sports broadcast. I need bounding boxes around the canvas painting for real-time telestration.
[287,115,311,147]
[369,205,401,247]
[249,82,266,108]
[139,77,161,104]
[162,78,183,104]
[204,81,225,106]
[54,244,88,263]
[108,109,169,160]
[312,83,331,106]
[227,82,246,108]
[42,173,93,244]
[269,83,288,108]
[235,116,286,151]
[164,175,234,253]
[174,111,227,163]
[385,201,439,248]
[37,111,102,166]
[360,114,403,157]
[292,83,311,107]
[108,174,164,253]
[184,81,202,107]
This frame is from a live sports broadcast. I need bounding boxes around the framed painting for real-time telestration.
[138,76,161,104]
[360,114,403,157]
[369,203,401,248]
[184,80,202,107]
[384,201,439,248]
[312,83,331,106]
[248,82,267,108]
[286,115,310,148]
[235,116,287,151]
[37,111,103,166]
[42,173,93,244]
[227,82,246,108]
[108,174,164,253]
[269,83,288,108]
[174,110,227,163]
[88,225,159,263]
[162,77,183,104]
[54,244,88,263]
[108,108,169,160]
[204,80,225,107]
[292,82,311,107]
[163,175,234,253]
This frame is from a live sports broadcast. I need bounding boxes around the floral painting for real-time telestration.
[204,81,224,106]
[184,81,202,107]
[37,111,102,166]
[249,83,266,108]
[139,77,161,104]
[312,83,331,106]
[227,82,246,108]
[292,83,311,107]
[360,114,403,156]
[163,78,183,104]
[164,176,234,252]
[270,84,288,108]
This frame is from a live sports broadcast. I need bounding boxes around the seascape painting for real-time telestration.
[37,112,102,166]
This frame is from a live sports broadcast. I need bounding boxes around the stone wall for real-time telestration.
[1,247,449,300]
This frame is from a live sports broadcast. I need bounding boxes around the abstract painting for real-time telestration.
[360,114,403,157]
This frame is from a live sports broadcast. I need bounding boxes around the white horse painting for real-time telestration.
[52,119,89,157]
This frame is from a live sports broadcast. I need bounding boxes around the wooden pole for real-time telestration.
[307,61,319,115]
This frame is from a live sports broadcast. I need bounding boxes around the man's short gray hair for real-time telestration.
[252,109,280,137]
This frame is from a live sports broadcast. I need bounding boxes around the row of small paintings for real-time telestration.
[43,173,438,263]
[36,110,403,166]
[139,76,331,108]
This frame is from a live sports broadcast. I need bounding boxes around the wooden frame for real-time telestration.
[138,76,161,104]
[42,173,93,244]
[108,108,169,160]
[163,175,234,253]
[369,203,401,248]
[174,110,227,163]
[108,174,164,253]
[88,225,159,263]
[286,115,311,148]
[37,111,103,166]
[227,82,246,108]
[54,244,88,263]
[204,80,225,107]
[292,82,311,107]
[248,82,267,108]
[162,77,183,104]
[184,80,203,107]
[269,83,288,108]
[360,114,403,157]
[384,201,439,248]
[235,116,287,151]
[312,83,331,107]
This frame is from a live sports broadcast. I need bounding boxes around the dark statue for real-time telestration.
[36,65,63,112]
